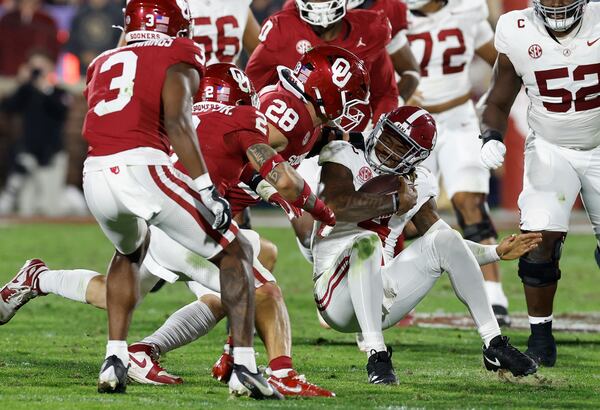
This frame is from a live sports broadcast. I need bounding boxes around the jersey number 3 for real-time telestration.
[93,51,138,117]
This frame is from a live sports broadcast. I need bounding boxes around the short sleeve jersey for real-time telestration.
[83,37,205,157]
[407,0,493,106]
[174,103,268,195]
[495,5,600,149]
[189,0,251,65]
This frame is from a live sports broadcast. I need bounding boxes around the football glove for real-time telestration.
[480,130,506,170]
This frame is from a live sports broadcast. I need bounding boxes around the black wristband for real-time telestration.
[246,172,263,192]
[348,132,365,151]
[479,129,504,145]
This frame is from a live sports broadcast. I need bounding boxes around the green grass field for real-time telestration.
[0,223,599,409]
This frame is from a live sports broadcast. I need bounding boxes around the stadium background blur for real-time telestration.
[0,0,596,217]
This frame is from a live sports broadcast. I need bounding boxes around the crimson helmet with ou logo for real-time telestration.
[293,45,370,132]
[197,63,259,108]
[124,0,192,43]
[365,106,437,175]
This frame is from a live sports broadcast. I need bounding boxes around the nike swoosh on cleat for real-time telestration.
[129,355,147,368]
[484,355,501,367]
[588,38,600,46]
[270,380,302,394]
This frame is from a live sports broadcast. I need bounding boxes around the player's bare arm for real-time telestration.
[390,43,420,103]
[480,53,521,135]
[242,8,261,56]
[475,40,498,67]
[246,143,303,199]
[320,162,414,222]
[162,63,207,179]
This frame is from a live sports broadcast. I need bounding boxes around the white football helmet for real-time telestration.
[346,0,365,9]
[295,0,346,27]
[405,0,432,10]
[533,0,589,32]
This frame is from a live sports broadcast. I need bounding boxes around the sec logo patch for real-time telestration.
[358,166,373,182]
[296,39,312,54]
[528,44,542,59]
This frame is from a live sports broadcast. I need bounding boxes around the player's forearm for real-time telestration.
[464,240,500,265]
[480,103,510,136]
[267,163,303,201]
[167,124,208,178]
[397,74,419,104]
[324,192,396,223]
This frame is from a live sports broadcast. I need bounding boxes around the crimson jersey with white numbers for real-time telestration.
[83,38,204,157]
[190,0,250,65]
[173,102,269,195]
[407,0,493,106]
[259,82,320,168]
[313,141,437,277]
[495,5,600,150]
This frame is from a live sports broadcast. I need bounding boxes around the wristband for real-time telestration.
[479,129,504,145]
[258,154,286,179]
[391,192,399,213]
[348,132,366,151]
[193,173,212,191]
[291,181,312,208]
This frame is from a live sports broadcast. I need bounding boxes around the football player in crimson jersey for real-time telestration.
[76,0,282,398]
[314,106,539,384]
[246,0,398,126]
[403,0,511,326]
[479,0,600,367]
[324,0,422,105]
[120,0,261,63]
[0,64,335,397]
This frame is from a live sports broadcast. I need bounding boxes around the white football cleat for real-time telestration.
[229,364,284,400]
[128,342,183,385]
[0,259,47,325]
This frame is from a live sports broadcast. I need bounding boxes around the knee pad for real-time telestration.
[518,235,564,287]
[351,233,382,261]
[455,202,498,242]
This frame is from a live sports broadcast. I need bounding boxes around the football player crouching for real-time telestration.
[312,106,541,384]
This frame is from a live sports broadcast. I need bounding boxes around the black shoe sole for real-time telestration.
[525,349,556,367]
[484,357,537,377]
[98,381,126,393]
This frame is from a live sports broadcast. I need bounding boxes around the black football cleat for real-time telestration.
[483,336,538,377]
[229,364,284,400]
[98,355,128,393]
[492,305,512,327]
[525,334,557,367]
[366,347,398,385]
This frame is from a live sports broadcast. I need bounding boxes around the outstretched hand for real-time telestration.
[496,232,543,260]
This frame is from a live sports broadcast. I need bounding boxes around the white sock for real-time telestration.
[38,269,99,303]
[233,347,257,373]
[434,229,501,346]
[347,235,385,347]
[142,301,217,354]
[483,281,508,308]
[106,340,129,365]
[362,332,386,356]
[529,315,553,325]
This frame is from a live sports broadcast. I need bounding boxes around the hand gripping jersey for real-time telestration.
[495,4,600,150]
[407,0,493,106]
[189,0,251,65]
[83,38,204,158]
[173,102,269,195]
[350,0,409,54]
[313,140,438,278]
[246,7,398,126]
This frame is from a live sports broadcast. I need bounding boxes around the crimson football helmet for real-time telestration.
[295,0,346,27]
[533,0,589,32]
[365,106,437,175]
[197,63,259,108]
[293,45,370,132]
[124,0,192,43]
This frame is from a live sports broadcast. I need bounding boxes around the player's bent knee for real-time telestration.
[258,238,278,271]
[518,232,565,287]
[200,293,225,319]
[351,233,381,263]
[453,197,498,242]
[255,282,283,303]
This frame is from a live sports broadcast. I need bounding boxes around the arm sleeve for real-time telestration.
[464,240,501,265]
[246,43,281,90]
[474,20,494,49]
[237,129,269,152]
[369,50,399,122]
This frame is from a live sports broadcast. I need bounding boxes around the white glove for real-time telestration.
[480,139,506,169]
[193,174,232,231]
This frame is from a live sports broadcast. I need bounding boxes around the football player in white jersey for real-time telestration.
[479,0,600,367]
[314,106,540,384]
[404,0,512,326]
[120,0,260,64]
